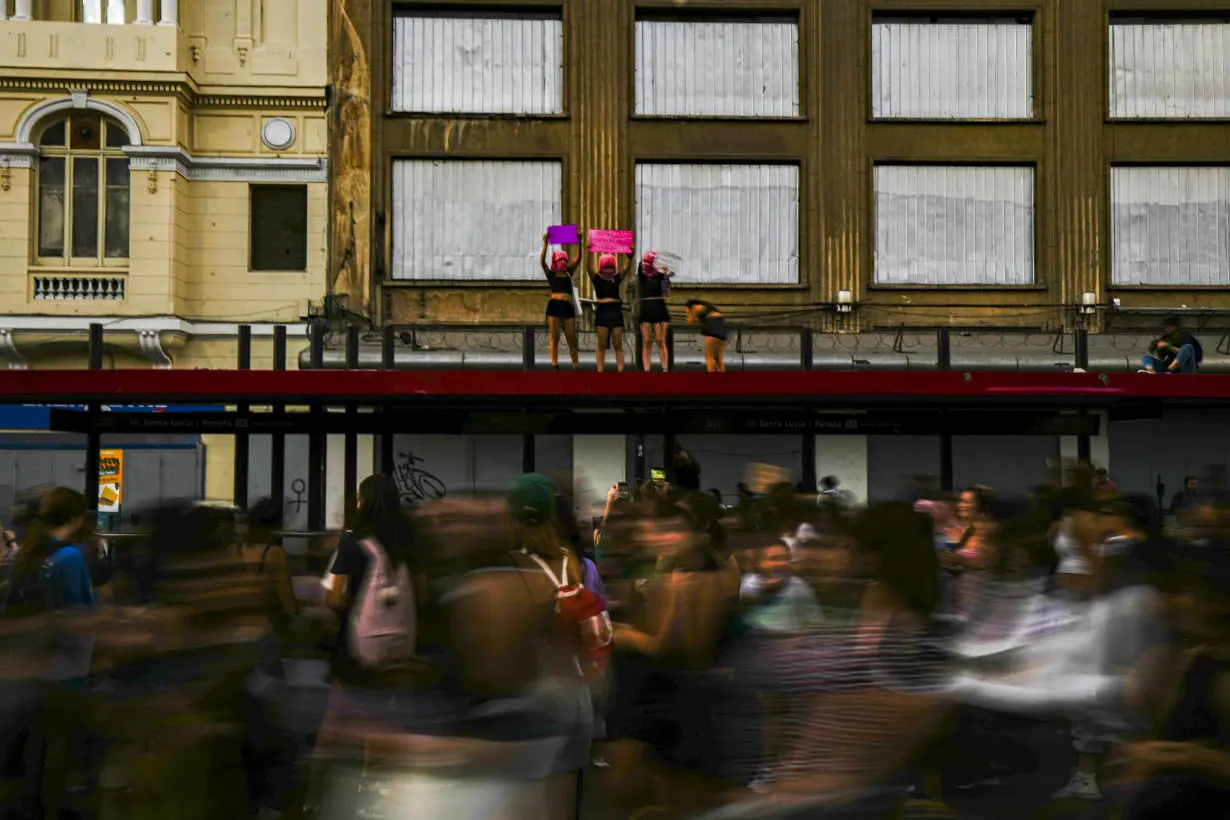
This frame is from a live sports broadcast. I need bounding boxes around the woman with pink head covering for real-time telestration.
[636,251,673,372]
[585,244,632,372]
[540,231,582,370]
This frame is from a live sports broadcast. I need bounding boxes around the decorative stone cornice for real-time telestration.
[124,145,327,183]
[197,94,327,110]
[0,78,326,111]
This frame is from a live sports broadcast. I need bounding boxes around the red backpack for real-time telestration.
[525,552,613,682]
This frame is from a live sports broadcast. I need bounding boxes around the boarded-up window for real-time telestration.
[391,11,564,115]
[1110,19,1230,119]
[635,16,800,117]
[1111,166,1230,286]
[874,165,1035,286]
[391,160,562,282]
[635,163,799,285]
[872,17,1034,119]
[250,185,308,272]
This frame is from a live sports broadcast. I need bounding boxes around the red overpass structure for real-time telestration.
[3,323,1225,527]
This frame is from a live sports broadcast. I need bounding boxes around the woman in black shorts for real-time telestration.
[686,300,727,372]
[637,252,673,372]
[586,248,632,372]
[540,233,582,370]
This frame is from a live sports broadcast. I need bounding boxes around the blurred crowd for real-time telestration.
[0,463,1228,820]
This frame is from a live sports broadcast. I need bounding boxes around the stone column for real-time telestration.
[135,0,153,24]
[158,0,177,26]
[13,0,32,22]
[106,0,125,23]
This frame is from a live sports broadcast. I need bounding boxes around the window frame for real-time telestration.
[866,9,1044,124]
[249,184,310,273]
[33,113,131,270]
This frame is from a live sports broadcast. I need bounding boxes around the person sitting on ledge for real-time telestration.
[1140,315,1202,374]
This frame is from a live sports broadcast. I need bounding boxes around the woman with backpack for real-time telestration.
[505,473,610,820]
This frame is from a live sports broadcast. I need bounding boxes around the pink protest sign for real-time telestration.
[588,230,634,254]
[547,224,580,245]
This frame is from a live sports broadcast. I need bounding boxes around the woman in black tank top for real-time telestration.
[686,300,727,372]
[637,252,673,372]
[540,233,582,370]
[586,249,631,372]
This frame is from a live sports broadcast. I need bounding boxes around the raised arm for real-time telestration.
[567,238,583,274]
[539,233,551,278]
[585,232,598,277]
[619,245,634,277]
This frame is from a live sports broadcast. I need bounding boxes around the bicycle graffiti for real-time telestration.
[395,451,447,505]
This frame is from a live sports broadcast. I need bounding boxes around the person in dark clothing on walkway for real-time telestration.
[1141,316,1203,374]
[1172,476,1201,516]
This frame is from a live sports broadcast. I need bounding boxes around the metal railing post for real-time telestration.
[233,324,251,509]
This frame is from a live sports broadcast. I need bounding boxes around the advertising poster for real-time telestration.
[98,449,123,512]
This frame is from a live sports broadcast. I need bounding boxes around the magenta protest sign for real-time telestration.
[547,224,580,245]
[589,230,634,254]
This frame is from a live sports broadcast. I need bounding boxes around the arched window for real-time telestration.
[36,113,130,266]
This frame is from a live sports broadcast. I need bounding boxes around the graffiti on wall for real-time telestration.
[395,451,446,505]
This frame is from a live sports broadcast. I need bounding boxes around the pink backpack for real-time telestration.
[348,537,417,669]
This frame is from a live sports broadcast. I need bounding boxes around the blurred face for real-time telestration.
[1187,478,1199,493]
[638,517,690,560]
[759,544,792,578]
[957,491,977,522]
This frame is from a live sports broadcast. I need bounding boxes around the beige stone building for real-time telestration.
[0,0,328,503]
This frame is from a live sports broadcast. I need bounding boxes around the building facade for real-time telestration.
[334,0,1230,334]
[0,0,328,506]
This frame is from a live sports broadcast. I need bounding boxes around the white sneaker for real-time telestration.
[1138,369,1155,374]
[1052,771,1101,801]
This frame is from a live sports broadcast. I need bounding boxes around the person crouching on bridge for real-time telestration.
[686,300,728,373]
[540,233,582,371]
[637,251,672,372]
[587,249,631,372]
[1140,315,1203,374]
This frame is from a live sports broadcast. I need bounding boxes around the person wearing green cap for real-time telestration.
[506,473,597,820]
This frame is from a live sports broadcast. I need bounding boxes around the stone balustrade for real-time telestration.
[0,0,177,25]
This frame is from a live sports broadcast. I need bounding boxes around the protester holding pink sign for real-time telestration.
[636,251,675,373]
[588,230,635,255]
[540,230,583,370]
[585,232,634,373]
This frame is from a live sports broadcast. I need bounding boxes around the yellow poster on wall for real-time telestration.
[99,449,123,512]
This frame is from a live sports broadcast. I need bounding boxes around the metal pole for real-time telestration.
[233,325,251,509]
[801,328,816,493]
[634,434,646,486]
[1075,328,1092,465]
[270,326,287,515]
[666,327,675,372]
[344,326,359,515]
[85,323,103,514]
[380,326,396,475]
[938,328,954,492]
[522,325,535,371]
[663,431,676,485]
[522,430,536,474]
[1075,328,1090,371]
[307,322,325,531]
[802,420,817,494]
